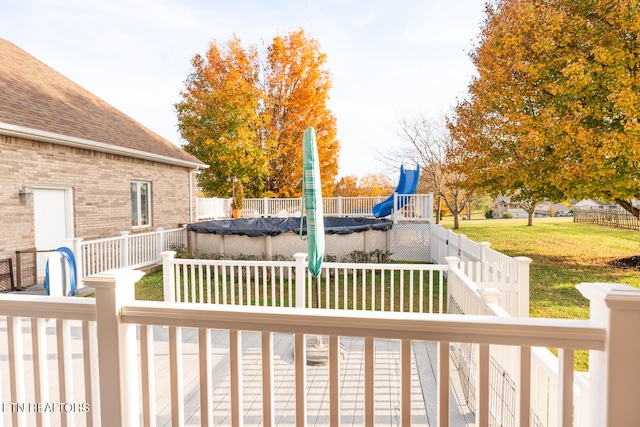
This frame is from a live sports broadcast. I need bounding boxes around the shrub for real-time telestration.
[502,212,513,219]
[485,209,494,219]
[169,244,198,259]
[342,249,393,264]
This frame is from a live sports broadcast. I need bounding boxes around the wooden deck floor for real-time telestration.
[0,318,475,426]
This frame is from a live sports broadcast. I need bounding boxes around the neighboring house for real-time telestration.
[492,196,528,218]
[574,199,604,210]
[0,39,205,285]
[535,201,571,217]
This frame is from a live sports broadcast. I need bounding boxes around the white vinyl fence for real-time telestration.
[197,194,434,222]
[445,257,591,427]
[70,227,187,280]
[2,264,640,426]
[430,224,532,318]
[161,251,447,314]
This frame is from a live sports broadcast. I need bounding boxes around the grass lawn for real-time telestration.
[439,215,640,370]
[135,268,164,301]
[439,216,640,319]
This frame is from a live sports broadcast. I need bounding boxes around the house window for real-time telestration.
[131,181,152,228]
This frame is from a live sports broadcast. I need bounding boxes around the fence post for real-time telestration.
[294,253,307,308]
[478,242,491,264]
[514,257,532,318]
[337,196,343,217]
[120,231,130,268]
[157,228,165,261]
[393,193,398,223]
[577,282,640,427]
[445,256,461,306]
[445,256,460,270]
[478,242,491,282]
[83,269,144,427]
[457,234,466,260]
[67,237,84,285]
[161,251,177,302]
[263,197,269,217]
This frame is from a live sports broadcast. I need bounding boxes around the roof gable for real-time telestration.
[0,38,203,167]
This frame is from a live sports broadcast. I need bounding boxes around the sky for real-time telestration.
[0,0,486,179]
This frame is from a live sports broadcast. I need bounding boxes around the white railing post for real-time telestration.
[84,269,144,427]
[338,196,343,217]
[67,237,84,284]
[162,251,177,302]
[478,242,491,264]
[445,256,460,270]
[514,257,532,318]
[577,282,640,427]
[444,257,460,312]
[457,234,466,260]
[120,231,130,268]
[157,227,165,255]
[263,197,269,217]
[181,223,188,247]
[393,193,398,223]
[294,253,307,308]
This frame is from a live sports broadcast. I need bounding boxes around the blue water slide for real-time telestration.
[372,165,420,218]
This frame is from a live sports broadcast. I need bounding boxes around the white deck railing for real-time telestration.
[431,224,532,318]
[445,257,592,427]
[2,268,640,426]
[161,252,447,314]
[0,294,99,427]
[197,194,434,221]
[69,226,188,280]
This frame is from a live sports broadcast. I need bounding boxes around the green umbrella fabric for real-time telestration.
[301,127,325,278]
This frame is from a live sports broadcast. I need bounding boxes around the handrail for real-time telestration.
[0,293,96,320]
[122,302,605,350]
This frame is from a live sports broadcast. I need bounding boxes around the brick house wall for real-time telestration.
[0,134,196,266]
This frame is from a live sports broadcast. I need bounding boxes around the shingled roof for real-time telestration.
[0,38,204,168]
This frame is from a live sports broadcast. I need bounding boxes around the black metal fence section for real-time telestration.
[574,207,640,230]
[0,258,14,293]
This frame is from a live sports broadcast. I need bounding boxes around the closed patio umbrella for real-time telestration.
[301,126,325,278]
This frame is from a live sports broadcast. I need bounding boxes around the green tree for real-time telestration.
[176,30,339,199]
[332,175,361,197]
[176,36,267,197]
[263,29,339,197]
[449,0,640,220]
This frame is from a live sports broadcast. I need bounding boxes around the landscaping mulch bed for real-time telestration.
[609,255,640,269]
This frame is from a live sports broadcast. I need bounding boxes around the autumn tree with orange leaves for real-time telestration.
[175,36,266,197]
[332,174,393,197]
[176,29,339,198]
[449,0,640,224]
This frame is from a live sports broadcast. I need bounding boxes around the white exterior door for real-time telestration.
[34,187,74,278]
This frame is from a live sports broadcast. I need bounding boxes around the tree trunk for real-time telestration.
[615,198,640,219]
[453,213,460,229]
[528,210,534,226]
[435,197,442,224]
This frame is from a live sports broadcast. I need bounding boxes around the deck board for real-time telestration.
[0,318,475,426]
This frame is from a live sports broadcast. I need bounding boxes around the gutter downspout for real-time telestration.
[190,166,200,223]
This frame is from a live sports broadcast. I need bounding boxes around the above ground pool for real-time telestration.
[187,217,394,259]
